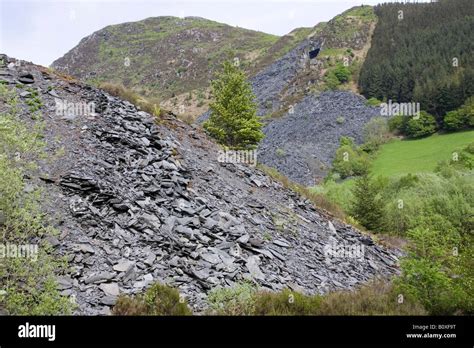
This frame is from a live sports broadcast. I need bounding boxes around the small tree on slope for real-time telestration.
[351,173,384,231]
[203,61,264,150]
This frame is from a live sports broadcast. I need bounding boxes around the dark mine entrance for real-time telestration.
[309,47,320,59]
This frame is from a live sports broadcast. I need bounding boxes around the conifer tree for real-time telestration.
[351,173,383,231]
[203,61,264,150]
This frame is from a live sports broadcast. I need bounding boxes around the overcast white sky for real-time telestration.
[0,0,426,67]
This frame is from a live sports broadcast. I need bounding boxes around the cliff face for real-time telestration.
[0,55,399,314]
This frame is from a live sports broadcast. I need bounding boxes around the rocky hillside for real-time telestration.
[51,16,278,102]
[0,55,399,315]
[258,92,380,186]
[250,5,376,117]
[199,6,379,184]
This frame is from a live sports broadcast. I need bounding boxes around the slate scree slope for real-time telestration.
[0,55,399,314]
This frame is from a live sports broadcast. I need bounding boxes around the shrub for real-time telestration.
[275,148,286,157]
[442,142,474,170]
[332,137,370,179]
[207,282,256,315]
[336,116,345,124]
[339,136,355,147]
[381,173,473,236]
[405,111,437,138]
[206,281,426,315]
[318,280,426,315]
[388,115,406,134]
[253,289,322,315]
[396,225,472,315]
[363,117,391,149]
[444,110,465,130]
[444,96,474,130]
[333,63,351,83]
[324,70,341,90]
[365,97,382,107]
[113,283,192,315]
[463,97,474,127]
[378,172,473,314]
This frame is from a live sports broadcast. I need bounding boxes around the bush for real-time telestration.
[205,281,426,315]
[339,136,355,147]
[444,110,465,130]
[323,70,341,90]
[405,111,437,138]
[388,115,406,134]
[365,97,382,107]
[442,142,474,170]
[376,170,473,314]
[381,173,473,236]
[113,283,192,315]
[332,137,370,179]
[444,96,474,130]
[396,225,472,315]
[207,282,256,315]
[333,63,351,83]
[253,289,322,315]
[275,148,286,157]
[463,97,474,127]
[336,116,345,124]
[363,117,391,149]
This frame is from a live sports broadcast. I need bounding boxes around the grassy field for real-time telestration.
[370,130,474,177]
[309,130,473,209]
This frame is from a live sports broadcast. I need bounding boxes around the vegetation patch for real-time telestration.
[0,85,73,315]
[113,283,192,315]
[99,82,162,117]
[206,280,425,315]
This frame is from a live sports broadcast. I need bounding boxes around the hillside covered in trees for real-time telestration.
[359,0,474,120]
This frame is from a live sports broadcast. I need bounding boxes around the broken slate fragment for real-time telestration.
[99,283,120,297]
[246,255,265,281]
[113,260,135,273]
[84,272,115,284]
[192,268,211,280]
[201,252,221,264]
[273,239,291,248]
[75,243,95,254]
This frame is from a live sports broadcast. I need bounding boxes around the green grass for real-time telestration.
[310,130,473,210]
[371,131,474,177]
